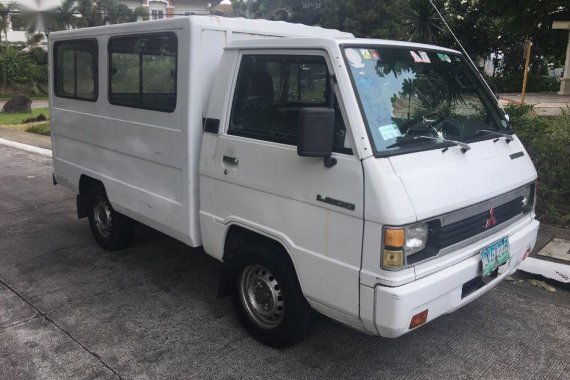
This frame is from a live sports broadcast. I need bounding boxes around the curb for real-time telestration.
[518,257,570,284]
[0,138,52,157]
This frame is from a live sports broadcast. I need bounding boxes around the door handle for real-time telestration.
[223,155,239,165]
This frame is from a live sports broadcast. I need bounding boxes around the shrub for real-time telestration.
[488,75,560,93]
[505,104,570,226]
[25,122,50,136]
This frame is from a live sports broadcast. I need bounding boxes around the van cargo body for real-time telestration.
[50,16,539,347]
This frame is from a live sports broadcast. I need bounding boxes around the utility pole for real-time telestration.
[521,40,532,104]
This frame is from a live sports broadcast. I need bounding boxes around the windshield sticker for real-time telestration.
[360,49,372,59]
[437,53,452,62]
[371,49,381,60]
[410,51,423,63]
[419,51,431,63]
[346,48,365,68]
[411,51,431,63]
[378,123,402,140]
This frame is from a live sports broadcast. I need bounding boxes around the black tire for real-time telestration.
[87,184,135,251]
[227,244,315,347]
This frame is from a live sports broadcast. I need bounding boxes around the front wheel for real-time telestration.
[228,245,314,347]
[87,186,134,250]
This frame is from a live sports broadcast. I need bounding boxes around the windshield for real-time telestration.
[343,46,509,156]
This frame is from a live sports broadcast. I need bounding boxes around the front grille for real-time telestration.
[435,196,527,249]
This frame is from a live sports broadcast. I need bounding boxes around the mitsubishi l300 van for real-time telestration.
[49,17,539,347]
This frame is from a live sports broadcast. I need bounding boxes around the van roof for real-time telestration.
[48,15,353,40]
[225,37,461,55]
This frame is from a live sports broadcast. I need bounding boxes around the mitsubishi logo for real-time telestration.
[485,207,497,229]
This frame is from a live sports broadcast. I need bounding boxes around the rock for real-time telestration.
[22,114,47,123]
[1,94,32,113]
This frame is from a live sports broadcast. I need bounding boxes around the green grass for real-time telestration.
[0,95,48,100]
[0,108,49,125]
[25,122,51,136]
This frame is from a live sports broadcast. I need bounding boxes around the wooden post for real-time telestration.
[521,40,532,104]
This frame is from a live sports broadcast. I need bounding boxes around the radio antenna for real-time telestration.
[428,0,498,101]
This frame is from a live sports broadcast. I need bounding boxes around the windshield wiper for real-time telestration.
[387,135,471,153]
[477,129,514,143]
[421,136,471,153]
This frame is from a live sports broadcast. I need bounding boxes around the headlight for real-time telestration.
[404,223,428,256]
[520,182,536,212]
[382,223,428,270]
[521,185,532,207]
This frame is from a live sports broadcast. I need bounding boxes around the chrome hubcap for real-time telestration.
[93,196,112,238]
[239,264,284,329]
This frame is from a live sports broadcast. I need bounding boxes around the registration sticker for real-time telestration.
[360,49,372,59]
[378,123,402,140]
[481,237,510,277]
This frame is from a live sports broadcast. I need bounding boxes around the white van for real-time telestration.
[49,16,539,347]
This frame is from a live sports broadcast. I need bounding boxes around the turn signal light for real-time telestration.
[384,228,405,247]
[409,309,429,329]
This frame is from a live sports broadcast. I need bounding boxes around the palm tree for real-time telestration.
[0,1,20,43]
[75,0,103,27]
[52,0,78,30]
[403,0,446,44]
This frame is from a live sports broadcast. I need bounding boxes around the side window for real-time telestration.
[228,54,351,154]
[108,32,177,112]
[54,39,98,101]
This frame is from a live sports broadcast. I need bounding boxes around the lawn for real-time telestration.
[0,108,49,125]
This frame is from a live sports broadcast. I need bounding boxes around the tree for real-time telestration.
[0,1,19,42]
[402,0,445,45]
[320,0,407,40]
[75,0,103,27]
[52,0,78,30]
[231,0,292,21]
[402,0,567,75]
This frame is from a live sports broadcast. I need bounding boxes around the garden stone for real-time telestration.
[1,94,32,113]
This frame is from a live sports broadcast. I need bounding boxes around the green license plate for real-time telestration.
[480,237,510,277]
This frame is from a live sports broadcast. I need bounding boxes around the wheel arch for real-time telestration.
[76,174,105,219]
[218,223,302,296]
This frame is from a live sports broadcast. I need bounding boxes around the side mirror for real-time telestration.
[297,107,336,167]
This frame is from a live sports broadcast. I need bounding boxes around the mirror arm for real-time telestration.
[324,156,337,168]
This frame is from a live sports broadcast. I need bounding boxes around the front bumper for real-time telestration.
[363,216,539,338]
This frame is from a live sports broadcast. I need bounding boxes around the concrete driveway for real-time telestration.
[1,145,569,380]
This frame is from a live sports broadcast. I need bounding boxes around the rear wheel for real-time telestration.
[228,245,314,347]
[87,185,134,250]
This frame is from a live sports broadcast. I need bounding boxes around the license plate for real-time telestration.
[481,237,510,277]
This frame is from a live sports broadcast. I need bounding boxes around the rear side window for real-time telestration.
[53,39,98,101]
[108,33,177,112]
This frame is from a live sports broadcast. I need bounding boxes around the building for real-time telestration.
[0,0,222,43]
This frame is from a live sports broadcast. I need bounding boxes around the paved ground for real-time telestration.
[0,126,52,150]
[1,145,569,380]
[499,92,570,116]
